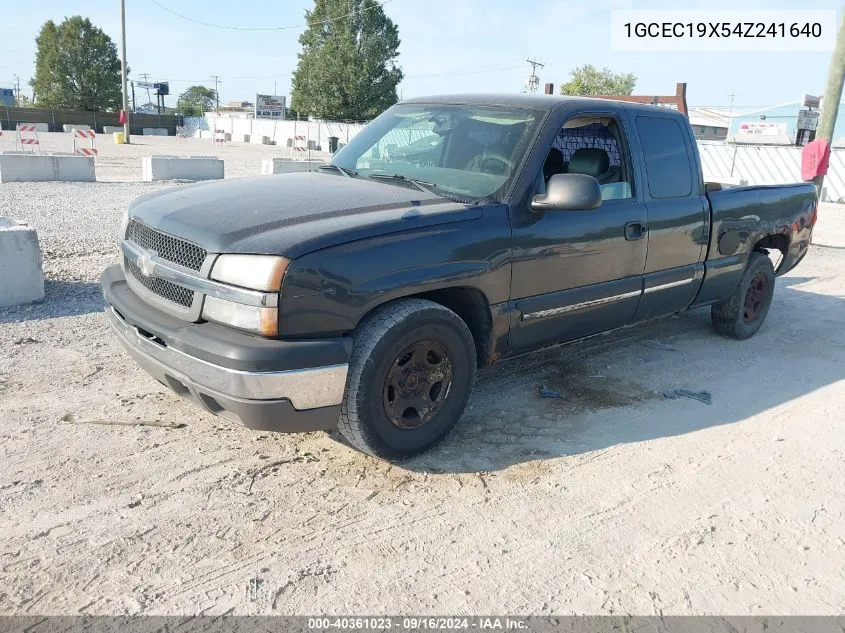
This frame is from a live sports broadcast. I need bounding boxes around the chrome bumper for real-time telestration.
[106,307,347,410]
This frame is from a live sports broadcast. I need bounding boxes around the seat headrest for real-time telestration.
[568,148,610,179]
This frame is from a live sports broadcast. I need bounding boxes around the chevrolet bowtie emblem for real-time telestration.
[138,253,156,278]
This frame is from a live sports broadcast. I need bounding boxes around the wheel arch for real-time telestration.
[357,286,495,368]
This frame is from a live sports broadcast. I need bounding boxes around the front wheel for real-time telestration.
[337,299,477,460]
[711,251,776,340]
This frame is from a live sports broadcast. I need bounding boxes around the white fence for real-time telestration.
[698,141,845,203]
[185,116,366,151]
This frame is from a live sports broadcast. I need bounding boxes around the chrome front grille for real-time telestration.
[126,219,207,272]
[126,259,194,308]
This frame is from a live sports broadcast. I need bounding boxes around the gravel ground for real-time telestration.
[1,183,844,615]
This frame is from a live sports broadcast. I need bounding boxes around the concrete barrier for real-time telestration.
[19,122,49,133]
[250,135,272,145]
[103,125,123,134]
[62,124,91,133]
[142,155,224,181]
[142,128,169,136]
[0,218,44,308]
[0,152,96,183]
[261,158,325,175]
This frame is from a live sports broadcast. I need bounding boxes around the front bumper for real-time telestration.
[101,265,348,432]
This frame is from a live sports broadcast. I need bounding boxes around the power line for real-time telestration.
[147,0,395,32]
[407,59,524,79]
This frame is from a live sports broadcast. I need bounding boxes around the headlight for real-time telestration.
[210,254,290,291]
[203,254,290,336]
[203,296,279,336]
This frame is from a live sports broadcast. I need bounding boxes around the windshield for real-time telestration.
[330,103,544,201]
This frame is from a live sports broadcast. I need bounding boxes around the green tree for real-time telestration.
[177,85,217,116]
[291,0,403,120]
[31,17,123,111]
[560,65,637,96]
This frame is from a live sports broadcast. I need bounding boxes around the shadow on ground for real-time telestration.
[0,280,104,325]
[392,277,844,473]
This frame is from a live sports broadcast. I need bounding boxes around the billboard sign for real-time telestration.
[255,94,286,119]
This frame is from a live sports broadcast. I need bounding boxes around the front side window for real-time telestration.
[331,104,544,201]
[539,116,635,202]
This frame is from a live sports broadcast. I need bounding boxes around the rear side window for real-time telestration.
[635,116,693,199]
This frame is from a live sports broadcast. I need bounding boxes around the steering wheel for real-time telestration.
[477,152,513,176]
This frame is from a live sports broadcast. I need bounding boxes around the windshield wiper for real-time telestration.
[366,173,439,194]
[317,163,357,178]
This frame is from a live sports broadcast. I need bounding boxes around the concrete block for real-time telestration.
[261,158,324,175]
[0,218,44,308]
[19,122,49,133]
[142,128,170,136]
[242,135,251,143]
[62,124,91,133]
[142,155,224,181]
[0,153,96,183]
[250,135,271,145]
[102,125,123,134]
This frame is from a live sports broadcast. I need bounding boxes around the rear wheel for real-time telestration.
[711,251,776,340]
[338,299,477,460]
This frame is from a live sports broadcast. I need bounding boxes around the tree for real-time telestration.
[560,65,637,97]
[177,86,217,116]
[31,17,123,111]
[291,0,403,121]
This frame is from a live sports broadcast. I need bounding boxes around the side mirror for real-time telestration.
[531,173,602,212]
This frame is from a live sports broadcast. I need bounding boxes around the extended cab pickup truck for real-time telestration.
[101,94,817,460]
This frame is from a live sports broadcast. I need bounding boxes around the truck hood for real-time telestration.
[128,172,481,258]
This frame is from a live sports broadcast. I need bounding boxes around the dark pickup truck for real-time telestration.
[101,94,817,460]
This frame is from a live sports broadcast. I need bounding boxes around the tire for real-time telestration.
[337,299,477,460]
[711,251,776,340]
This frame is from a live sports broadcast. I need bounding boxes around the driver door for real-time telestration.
[509,112,647,352]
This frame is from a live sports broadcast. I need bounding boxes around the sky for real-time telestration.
[0,0,841,112]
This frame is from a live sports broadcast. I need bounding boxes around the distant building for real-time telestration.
[725,100,845,146]
[219,100,254,114]
[688,108,730,141]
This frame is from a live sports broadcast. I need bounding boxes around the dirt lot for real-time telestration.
[0,132,330,181]
[1,184,844,615]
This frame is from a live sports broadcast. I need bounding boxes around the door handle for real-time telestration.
[625,221,647,241]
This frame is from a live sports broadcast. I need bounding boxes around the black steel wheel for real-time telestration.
[712,251,776,340]
[382,340,454,429]
[338,299,477,460]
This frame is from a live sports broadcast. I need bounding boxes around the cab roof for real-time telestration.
[399,93,686,118]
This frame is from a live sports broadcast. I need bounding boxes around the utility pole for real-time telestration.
[813,6,845,198]
[211,75,221,113]
[525,58,544,94]
[120,0,130,143]
[139,72,152,106]
[13,74,20,106]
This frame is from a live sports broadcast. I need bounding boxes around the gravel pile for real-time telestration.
[0,181,178,323]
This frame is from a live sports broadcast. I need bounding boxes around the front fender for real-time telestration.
[279,209,512,337]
